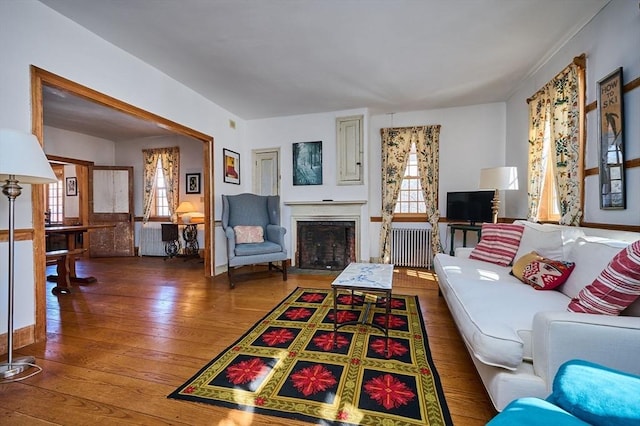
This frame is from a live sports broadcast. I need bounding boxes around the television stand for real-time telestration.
[448,223,482,256]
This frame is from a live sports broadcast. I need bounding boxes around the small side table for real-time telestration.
[449,223,482,255]
[331,263,394,356]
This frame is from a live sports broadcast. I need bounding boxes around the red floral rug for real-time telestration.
[168,287,452,425]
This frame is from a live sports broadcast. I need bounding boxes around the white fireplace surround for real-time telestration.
[284,200,366,267]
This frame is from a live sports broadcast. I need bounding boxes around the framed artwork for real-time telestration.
[597,67,625,209]
[65,177,77,196]
[293,141,322,185]
[223,148,240,184]
[186,173,201,194]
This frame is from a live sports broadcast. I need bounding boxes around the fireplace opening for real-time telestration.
[297,221,355,270]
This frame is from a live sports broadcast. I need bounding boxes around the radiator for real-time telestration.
[139,223,167,256]
[390,228,432,268]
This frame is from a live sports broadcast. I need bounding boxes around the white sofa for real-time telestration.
[434,220,640,411]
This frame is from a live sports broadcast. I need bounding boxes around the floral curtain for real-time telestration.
[549,65,581,225]
[379,126,441,263]
[527,61,582,225]
[142,147,180,222]
[527,93,551,221]
[416,125,441,259]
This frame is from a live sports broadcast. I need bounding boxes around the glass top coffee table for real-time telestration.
[331,263,394,354]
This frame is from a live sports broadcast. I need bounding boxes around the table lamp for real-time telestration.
[479,166,518,223]
[0,129,57,380]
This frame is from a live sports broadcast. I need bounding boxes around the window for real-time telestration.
[46,165,64,224]
[153,158,170,217]
[538,118,561,222]
[394,142,426,214]
[47,178,64,224]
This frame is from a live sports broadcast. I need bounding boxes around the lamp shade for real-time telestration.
[479,166,518,191]
[0,128,57,183]
[176,201,196,214]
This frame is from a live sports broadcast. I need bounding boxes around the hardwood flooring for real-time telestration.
[1,257,495,425]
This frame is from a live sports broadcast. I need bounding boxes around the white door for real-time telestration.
[88,165,134,257]
[252,149,280,196]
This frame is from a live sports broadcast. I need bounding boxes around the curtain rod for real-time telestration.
[526,54,586,104]
[380,124,440,134]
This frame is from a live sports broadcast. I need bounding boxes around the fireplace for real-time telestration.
[297,221,355,270]
[284,200,366,268]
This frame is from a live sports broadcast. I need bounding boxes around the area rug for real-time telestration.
[168,287,452,425]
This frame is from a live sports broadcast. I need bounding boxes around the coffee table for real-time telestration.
[331,263,394,353]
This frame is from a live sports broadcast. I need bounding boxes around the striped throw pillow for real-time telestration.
[469,223,525,267]
[568,240,640,315]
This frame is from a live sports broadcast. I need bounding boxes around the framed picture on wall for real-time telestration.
[186,173,201,194]
[223,148,240,184]
[597,67,625,209]
[65,177,77,196]
[293,141,322,185]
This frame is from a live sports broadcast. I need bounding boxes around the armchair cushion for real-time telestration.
[235,241,283,257]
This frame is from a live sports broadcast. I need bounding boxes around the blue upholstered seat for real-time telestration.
[487,360,640,426]
[221,193,288,287]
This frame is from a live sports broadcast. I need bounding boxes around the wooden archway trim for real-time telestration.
[30,66,215,344]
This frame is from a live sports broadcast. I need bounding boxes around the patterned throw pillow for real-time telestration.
[521,258,575,290]
[469,223,525,266]
[234,225,264,244]
[568,240,640,315]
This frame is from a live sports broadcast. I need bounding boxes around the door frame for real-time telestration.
[30,66,214,344]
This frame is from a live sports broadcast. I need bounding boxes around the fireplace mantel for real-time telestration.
[284,200,366,267]
[284,200,367,207]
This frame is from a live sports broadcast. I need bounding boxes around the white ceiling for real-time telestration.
[38,0,610,139]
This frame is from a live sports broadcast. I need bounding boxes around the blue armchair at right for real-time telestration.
[487,359,640,426]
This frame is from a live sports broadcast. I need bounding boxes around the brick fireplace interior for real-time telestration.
[296,221,356,270]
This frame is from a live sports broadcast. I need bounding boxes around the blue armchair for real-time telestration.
[221,193,288,288]
[487,359,640,426]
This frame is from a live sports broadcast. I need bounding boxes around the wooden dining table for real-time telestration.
[45,224,115,291]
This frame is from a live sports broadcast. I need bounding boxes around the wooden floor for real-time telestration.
[1,257,495,425]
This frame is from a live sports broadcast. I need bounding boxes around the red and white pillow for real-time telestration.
[568,240,640,315]
[518,257,575,290]
[469,223,525,267]
[234,225,264,244]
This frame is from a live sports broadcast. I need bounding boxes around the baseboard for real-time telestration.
[0,324,35,356]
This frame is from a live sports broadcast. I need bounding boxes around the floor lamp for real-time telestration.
[0,129,57,380]
[479,166,519,224]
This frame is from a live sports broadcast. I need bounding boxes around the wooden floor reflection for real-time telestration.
[1,257,495,425]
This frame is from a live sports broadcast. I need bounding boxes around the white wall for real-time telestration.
[244,108,370,261]
[0,0,243,334]
[368,103,507,258]
[44,126,116,165]
[505,0,640,224]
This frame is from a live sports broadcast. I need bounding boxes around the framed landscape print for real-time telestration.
[186,173,201,194]
[293,141,322,185]
[223,148,240,184]
[597,67,625,209]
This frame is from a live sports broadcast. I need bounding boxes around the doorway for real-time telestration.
[30,66,215,344]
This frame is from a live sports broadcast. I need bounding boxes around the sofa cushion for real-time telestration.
[435,254,569,369]
[469,223,525,267]
[548,360,640,426]
[514,220,565,261]
[487,397,590,426]
[568,240,640,315]
[559,237,629,299]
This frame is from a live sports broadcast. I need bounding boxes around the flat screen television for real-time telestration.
[446,191,494,225]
